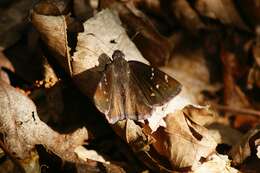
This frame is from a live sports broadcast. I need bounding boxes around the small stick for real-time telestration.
[211,103,260,118]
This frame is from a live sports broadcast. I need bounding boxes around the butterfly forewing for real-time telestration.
[129,61,182,106]
[94,65,113,115]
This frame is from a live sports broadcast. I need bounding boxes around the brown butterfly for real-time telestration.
[94,50,182,124]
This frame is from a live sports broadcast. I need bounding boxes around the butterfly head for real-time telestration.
[112,50,125,61]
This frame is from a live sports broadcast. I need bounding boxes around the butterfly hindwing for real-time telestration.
[124,72,152,120]
[128,61,182,106]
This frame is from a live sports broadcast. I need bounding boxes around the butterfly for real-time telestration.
[94,50,182,124]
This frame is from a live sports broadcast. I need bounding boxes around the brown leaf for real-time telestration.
[247,32,260,89]
[229,126,260,165]
[112,120,150,153]
[171,0,205,32]
[31,2,72,75]
[33,0,70,15]
[0,51,14,84]
[195,0,250,31]
[153,111,217,170]
[237,1,260,27]
[221,49,250,108]
[73,0,94,21]
[0,0,35,49]
[122,2,173,66]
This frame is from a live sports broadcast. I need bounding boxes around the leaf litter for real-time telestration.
[0,0,259,172]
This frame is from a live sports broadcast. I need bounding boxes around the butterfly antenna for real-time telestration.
[131,30,142,41]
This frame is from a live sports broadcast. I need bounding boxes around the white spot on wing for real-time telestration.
[151,93,155,97]
[150,72,155,80]
[164,75,168,83]
[156,84,159,89]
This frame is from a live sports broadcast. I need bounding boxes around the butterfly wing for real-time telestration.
[93,65,113,116]
[94,61,153,123]
[94,64,128,123]
[129,61,182,106]
[94,59,182,123]
[124,73,152,120]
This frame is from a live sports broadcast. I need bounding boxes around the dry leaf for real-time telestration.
[256,139,260,159]
[195,0,250,31]
[229,126,260,165]
[193,154,239,173]
[162,48,222,104]
[153,111,217,170]
[71,9,147,96]
[171,0,204,32]
[221,49,250,108]
[106,1,173,66]
[0,51,14,84]
[75,146,109,164]
[0,80,89,170]
[236,1,260,27]
[73,0,94,21]
[247,32,260,89]
[206,123,243,146]
[0,0,35,49]
[31,1,72,74]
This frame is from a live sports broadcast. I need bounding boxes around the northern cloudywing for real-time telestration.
[94,50,182,124]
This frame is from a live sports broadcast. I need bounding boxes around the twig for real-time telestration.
[212,103,260,118]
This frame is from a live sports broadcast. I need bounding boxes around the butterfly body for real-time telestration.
[94,50,182,124]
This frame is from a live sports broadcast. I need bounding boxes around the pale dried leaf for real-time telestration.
[0,80,88,164]
[72,8,147,75]
[162,48,222,104]
[146,87,195,132]
[71,9,148,98]
[193,154,239,173]
[75,146,109,164]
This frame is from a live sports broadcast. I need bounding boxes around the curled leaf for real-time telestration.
[153,111,217,170]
